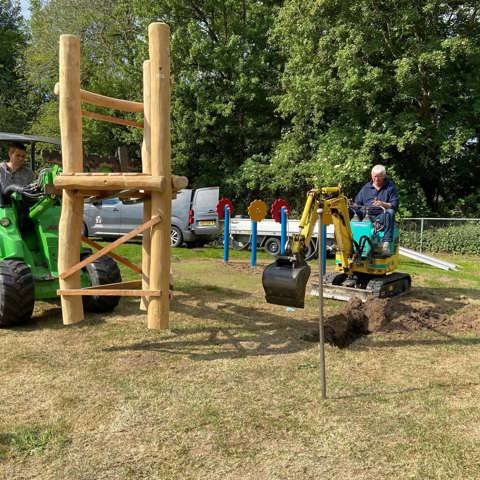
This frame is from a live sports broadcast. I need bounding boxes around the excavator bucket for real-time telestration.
[262,256,311,308]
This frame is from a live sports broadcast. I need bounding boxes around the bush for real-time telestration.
[400,223,480,255]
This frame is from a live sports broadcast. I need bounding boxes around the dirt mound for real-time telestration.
[303,296,480,348]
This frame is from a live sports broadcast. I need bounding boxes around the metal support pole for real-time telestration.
[321,224,327,275]
[420,218,424,253]
[223,206,230,264]
[251,220,257,269]
[280,207,287,255]
[317,208,327,399]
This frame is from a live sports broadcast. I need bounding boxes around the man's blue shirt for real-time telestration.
[354,178,399,216]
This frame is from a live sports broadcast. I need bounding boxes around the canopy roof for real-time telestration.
[0,132,60,146]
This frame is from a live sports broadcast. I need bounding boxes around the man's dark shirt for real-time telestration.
[0,162,35,190]
[354,178,399,216]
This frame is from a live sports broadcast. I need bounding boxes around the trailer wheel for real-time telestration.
[230,236,250,251]
[0,260,34,327]
[264,237,281,256]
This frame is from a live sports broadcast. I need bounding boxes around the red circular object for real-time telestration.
[216,198,234,219]
[271,199,290,223]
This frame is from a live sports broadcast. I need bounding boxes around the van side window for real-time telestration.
[102,198,120,205]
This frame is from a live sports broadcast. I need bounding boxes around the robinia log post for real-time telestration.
[58,34,85,325]
[148,23,171,329]
[140,59,151,311]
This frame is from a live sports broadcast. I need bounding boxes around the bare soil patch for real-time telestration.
[304,295,480,347]
[222,260,268,275]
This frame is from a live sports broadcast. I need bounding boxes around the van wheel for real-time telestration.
[170,226,183,248]
[264,237,281,256]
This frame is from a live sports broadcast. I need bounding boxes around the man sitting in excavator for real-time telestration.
[353,164,399,256]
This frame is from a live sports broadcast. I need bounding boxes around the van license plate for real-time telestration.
[199,220,216,226]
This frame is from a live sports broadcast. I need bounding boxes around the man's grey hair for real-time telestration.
[371,164,386,175]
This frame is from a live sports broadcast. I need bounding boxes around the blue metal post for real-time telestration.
[223,205,230,263]
[280,207,287,255]
[251,220,257,268]
[322,225,327,275]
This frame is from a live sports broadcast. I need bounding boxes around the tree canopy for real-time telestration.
[267,0,480,215]
[18,0,480,215]
[0,0,35,132]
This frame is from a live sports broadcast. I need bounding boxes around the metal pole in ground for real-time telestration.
[280,207,287,255]
[317,208,327,399]
[223,205,230,264]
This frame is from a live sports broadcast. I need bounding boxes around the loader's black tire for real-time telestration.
[81,255,122,313]
[0,260,34,327]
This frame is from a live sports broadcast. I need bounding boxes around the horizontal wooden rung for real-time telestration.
[82,110,143,129]
[54,82,143,113]
[55,174,166,192]
[58,289,161,297]
[83,280,142,290]
[61,172,149,176]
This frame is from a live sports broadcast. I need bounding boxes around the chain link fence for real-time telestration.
[399,217,480,254]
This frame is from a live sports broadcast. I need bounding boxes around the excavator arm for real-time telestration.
[291,187,354,272]
[262,186,355,307]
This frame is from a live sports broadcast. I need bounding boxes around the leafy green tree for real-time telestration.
[133,1,285,203]
[0,0,33,132]
[268,0,480,215]
[25,0,145,155]
[25,0,284,209]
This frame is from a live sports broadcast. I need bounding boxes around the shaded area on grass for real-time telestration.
[105,285,320,361]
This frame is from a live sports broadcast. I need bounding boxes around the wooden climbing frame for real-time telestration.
[55,23,187,329]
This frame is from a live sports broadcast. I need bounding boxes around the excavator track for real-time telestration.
[313,271,411,302]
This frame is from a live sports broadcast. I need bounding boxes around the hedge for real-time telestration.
[400,223,480,255]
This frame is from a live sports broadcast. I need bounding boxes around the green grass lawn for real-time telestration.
[1,244,479,479]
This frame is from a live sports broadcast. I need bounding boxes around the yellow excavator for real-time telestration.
[262,186,411,307]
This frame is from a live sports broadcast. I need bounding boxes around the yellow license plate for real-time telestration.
[199,220,216,226]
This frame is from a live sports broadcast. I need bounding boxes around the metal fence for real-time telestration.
[399,217,480,253]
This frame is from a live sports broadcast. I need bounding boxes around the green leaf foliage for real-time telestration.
[0,0,37,132]
[269,0,480,214]
[25,0,284,208]
[21,0,480,216]
[400,222,480,254]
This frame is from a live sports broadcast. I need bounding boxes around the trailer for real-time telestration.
[229,217,335,260]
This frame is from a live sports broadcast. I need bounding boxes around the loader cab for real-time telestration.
[0,133,61,173]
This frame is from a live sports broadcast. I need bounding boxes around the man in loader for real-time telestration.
[0,142,35,190]
[354,164,399,255]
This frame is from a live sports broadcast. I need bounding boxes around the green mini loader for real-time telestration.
[0,133,121,326]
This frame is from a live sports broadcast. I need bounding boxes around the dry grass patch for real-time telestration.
[1,249,479,479]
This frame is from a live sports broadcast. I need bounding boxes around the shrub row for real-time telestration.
[400,223,480,255]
